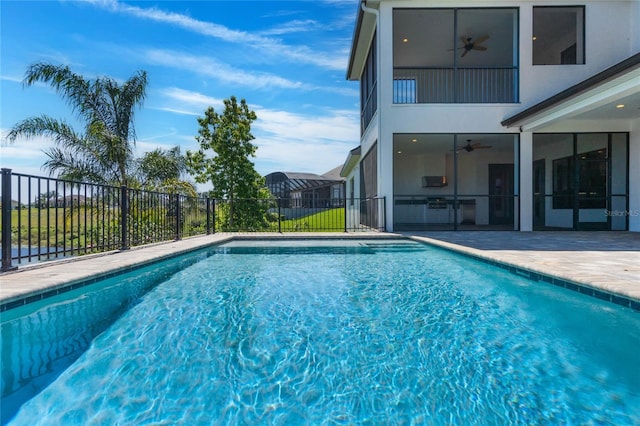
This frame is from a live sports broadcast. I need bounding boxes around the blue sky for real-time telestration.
[0,0,360,181]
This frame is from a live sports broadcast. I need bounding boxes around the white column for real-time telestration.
[628,125,640,232]
[519,132,533,231]
[377,3,395,231]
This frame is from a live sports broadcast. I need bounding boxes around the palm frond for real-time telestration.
[6,115,82,146]
[23,63,95,124]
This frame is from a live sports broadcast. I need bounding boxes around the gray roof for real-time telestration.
[322,165,346,181]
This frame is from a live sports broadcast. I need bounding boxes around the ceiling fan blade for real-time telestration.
[460,36,469,45]
[474,35,490,44]
[461,49,468,58]
[472,45,487,51]
[475,145,492,149]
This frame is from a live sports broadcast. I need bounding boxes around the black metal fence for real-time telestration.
[1,169,385,271]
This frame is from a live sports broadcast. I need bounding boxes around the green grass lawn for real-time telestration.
[276,207,345,232]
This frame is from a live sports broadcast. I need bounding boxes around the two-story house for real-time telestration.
[341,0,640,232]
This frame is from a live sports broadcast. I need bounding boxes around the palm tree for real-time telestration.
[135,146,197,196]
[6,63,147,186]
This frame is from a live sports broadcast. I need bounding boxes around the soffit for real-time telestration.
[503,54,640,131]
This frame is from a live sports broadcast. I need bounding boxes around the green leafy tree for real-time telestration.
[6,63,147,185]
[186,96,269,229]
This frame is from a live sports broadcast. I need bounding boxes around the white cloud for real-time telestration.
[253,108,359,143]
[144,50,356,98]
[155,87,223,114]
[250,107,358,174]
[253,135,351,176]
[258,19,323,36]
[149,107,201,117]
[84,0,348,71]
[145,49,307,90]
[0,129,53,172]
[0,75,23,83]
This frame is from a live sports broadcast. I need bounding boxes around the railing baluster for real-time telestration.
[27,176,32,262]
[17,175,22,264]
[37,178,41,261]
[394,66,517,104]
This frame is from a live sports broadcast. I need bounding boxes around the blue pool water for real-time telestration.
[2,240,639,424]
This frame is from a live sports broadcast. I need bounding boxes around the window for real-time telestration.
[360,143,377,200]
[552,156,574,209]
[552,149,606,209]
[578,149,606,209]
[533,6,585,65]
[349,178,355,206]
[360,32,377,132]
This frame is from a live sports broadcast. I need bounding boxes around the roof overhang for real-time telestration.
[340,146,361,177]
[502,53,640,132]
[346,1,379,81]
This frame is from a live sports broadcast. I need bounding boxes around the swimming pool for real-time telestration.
[2,239,639,424]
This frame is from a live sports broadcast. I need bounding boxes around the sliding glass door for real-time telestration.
[532,133,629,230]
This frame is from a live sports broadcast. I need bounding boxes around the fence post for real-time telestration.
[174,193,181,241]
[277,198,281,233]
[120,185,129,251]
[1,168,17,272]
[206,197,211,235]
[212,199,216,234]
[382,197,387,232]
[343,183,347,233]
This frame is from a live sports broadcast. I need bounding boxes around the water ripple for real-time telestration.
[6,244,640,425]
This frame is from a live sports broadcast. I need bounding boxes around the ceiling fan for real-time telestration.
[452,35,490,57]
[454,139,493,153]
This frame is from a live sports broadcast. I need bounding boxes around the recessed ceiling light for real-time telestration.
[397,150,402,154]
[411,138,417,142]
[403,38,409,43]
[532,36,537,41]
[616,104,625,108]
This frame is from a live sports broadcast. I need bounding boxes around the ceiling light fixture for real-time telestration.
[397,150,402,154]
[403,38,409,43]
[532,36,537,41]
[411,138,417,142]
[616,104,625,108]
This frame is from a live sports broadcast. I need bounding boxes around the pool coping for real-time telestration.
[408,235,640,312]
[0,233,400,312]
[1,232,639,312]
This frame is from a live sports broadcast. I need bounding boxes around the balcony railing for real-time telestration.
[394,66,518,104]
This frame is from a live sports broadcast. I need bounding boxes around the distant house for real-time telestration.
[38,194,88,208]
[265,166,345,208]
[61,195,88,207]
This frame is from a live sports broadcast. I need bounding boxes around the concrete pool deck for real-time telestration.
[406,231,640,307]
[1,231,639,311]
